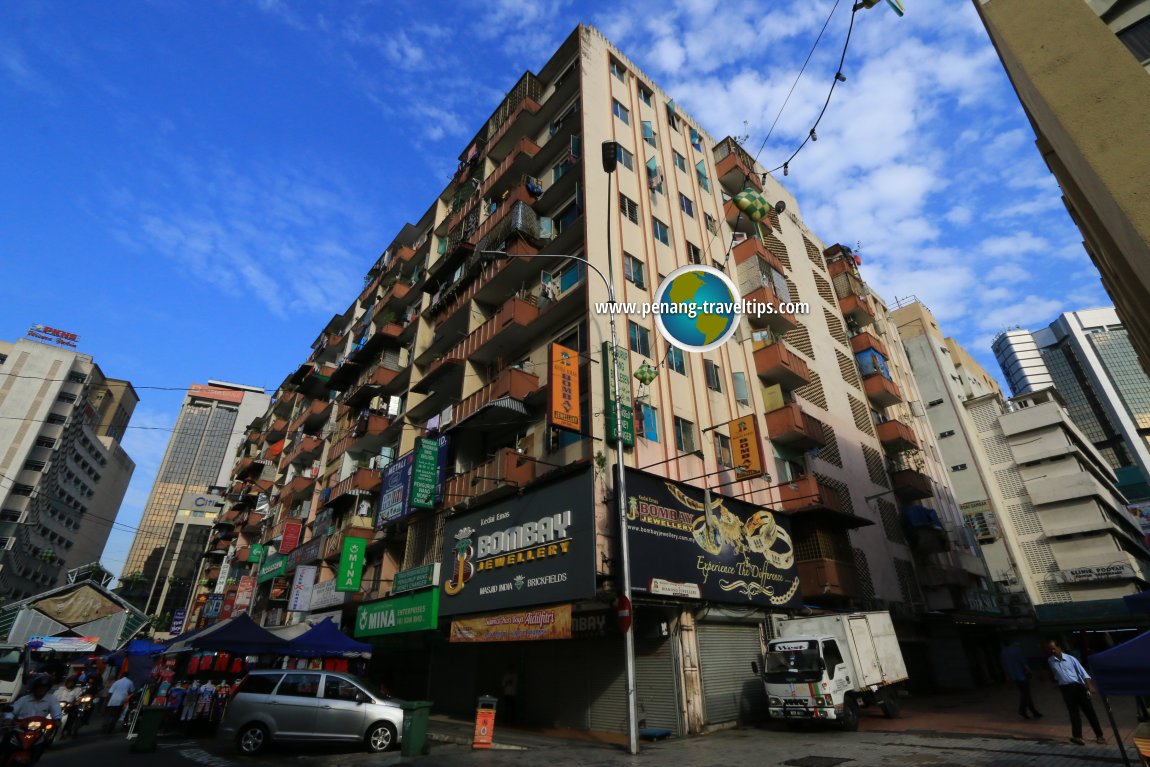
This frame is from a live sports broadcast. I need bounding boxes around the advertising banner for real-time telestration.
[233,576,257,614]
[449,604,572,643]
[376,452,414,528]
[203,593,224,619]
[337,536,367,592]
[625,468,800,608]
[257,554,286,583]
[29,636,99,653]
[727,414,765,479]
[281,521,303,554]
[354,589,440,638]
[218,589,238,621]
[392,563,440,595]
[549,343,581,433]
[410,438,441,509]
[439,469,595,616]
[269,577,290,602]
[309,579,350,611]
[169,609,187,635]
[287,534,325,572]
[288,565,318,611]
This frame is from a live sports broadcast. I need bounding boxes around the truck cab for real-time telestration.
[762,636,853,727]
[0,645,30,706]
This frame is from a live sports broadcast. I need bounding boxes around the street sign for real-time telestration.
[616,595,633,633]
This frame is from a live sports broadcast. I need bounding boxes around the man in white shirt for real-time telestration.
[102,673,135,734]
[53,677,83,706]
[1046,639,1105,745]
[11,677,62,720]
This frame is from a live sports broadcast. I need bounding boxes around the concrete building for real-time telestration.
[993,308,1150,500]
[208,25,997,736]
[974,0,1150,374]
[119,381,267,617]
[0,337,137,600]
[894,301,1150,630]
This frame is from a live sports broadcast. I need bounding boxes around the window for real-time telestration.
[552,158,572,183]
[0,354,6,364]
[610,59,626,82]
[555,200,582,234]
[628,322,651,357]
[667,346,685,375]
[822,641,845,679]
[619,194,639,224]
[705,214,718,235]
[642,120,657,149]
[638,86,652,106]
[274,673,319,698]
[679,194,694,217]
[673,151,686,172]
[938,430,955,438]
[12,485,34,497]
[612,99,630,125]
[323,675,365,701]
[23,460,45,472]
[927,399,944,407]
[950,464,968,472]
[652,217,670,245]
[0,511,20,523]
[714,433,733,468]
[732,372,750,406]
[615,144,634,171]
[57,392,77,404]
[666,102,680,132]
[68,372,87,384]
[637,402,659,442]
[696,160,710,191]
[704,360,722,392]
[46,414,66,425]
[35,438,55,449]
[237,674,282,695]
[687,243,702,264]
[624,253,646,289]
[674,417,696,453]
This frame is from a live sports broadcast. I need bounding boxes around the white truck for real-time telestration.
[754,611,908,731]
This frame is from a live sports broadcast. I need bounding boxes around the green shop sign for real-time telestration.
[409,438,440,509]
[602,342,634,446]
[249,543,265,564]
[355,589,439,637]
[337,536,367,592]
[392,562,440,595]
[257,554,285,583]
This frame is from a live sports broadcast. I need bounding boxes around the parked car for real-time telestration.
[219,670,404,755]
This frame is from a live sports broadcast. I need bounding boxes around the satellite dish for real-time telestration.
[774,201,786,214]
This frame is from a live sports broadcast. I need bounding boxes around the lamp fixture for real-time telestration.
[809,128,818,142]
[783,163,789,177]
[835,72,847,82]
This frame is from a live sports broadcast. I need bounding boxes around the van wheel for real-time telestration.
[838,695,859,732]
[879,688,901,719]
[365,721,397,752]
[236,723,269,755]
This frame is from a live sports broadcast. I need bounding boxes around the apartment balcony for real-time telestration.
[451,368,541,430]
[754,342,811,391]
[272,391,300,418]
[345,359,408,408]
[234,545,254,564]
[289,399,332,435]
[850,331,889,360]
[205,539,230,556]
[723,198,761,237]
[876,419,918,453]
[731,237,785,273]
[764,404,825,451]
[428,226,540,331]
[282,435,324,468]
[278,474,316,509]
[798,558,860,600]
[453,296,541,367]
[481,135,542,203]
[241,512,265,536]
[777,475,842,515]
[714,137,764,195]
[379,280,414,314]
[743,282,798,333]
[411,354,466,396]
[266,417,289,442]
[892,468,933,500]
[325,467,382,507]
[445,447,535,505]
[863,373,903,408]
[322,518,375,562]
[839,293,876,328]
[825,244,857,278]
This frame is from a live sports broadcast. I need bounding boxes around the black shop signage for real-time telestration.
[439,469,596,617]
[625,468,800,608]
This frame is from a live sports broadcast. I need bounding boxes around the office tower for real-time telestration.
[993,307,1150,499]
[119,381,268,617]
[974,0,1150,372]
[0,336,137,600]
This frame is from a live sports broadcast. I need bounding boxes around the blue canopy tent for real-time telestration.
[166,614,288,655]
[284,618,371,658]
[1092,631,1150,697]
[1123,591,1150,615]
[125,639,167,656]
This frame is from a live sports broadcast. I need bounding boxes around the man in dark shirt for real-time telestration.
[1000,639,1042,719]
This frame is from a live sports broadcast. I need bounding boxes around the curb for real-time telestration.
[427,731,528,751]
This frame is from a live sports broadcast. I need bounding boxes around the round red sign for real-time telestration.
[616,595,633,633]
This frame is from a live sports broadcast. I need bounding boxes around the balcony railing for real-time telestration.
[764,404,825,450]
[798,558,860,600]
[754,342,811,391]
[876,419,918,452]
[445,447,535,504]
[892,468,933,500]
[863,373,903,408]
[714,137,763,194]
[840,293,876,327]
[449,296,540,367]
[731,237,784,272]
[326,467,382,506]
[289,400,332,436]
[322,517,375,561]
[278,474,316,509]
[850,331,889,360]
[281,435,324,468]
[777,475,843,515]
[453,368,540,428]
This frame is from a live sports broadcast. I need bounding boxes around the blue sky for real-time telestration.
[0,0,1108,582]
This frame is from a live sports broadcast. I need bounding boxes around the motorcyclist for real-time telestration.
[11,677,61,721]
[53,677,82,707]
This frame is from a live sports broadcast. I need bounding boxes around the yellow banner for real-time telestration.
[728,414,765,479]
[449,604,572,642]
[549,344,581,433]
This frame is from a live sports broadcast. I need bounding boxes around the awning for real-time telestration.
[450,396,529,431]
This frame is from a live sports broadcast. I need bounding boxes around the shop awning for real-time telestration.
[166,614,288,655]
[284,617,372,658]
[1091,630,1150,696]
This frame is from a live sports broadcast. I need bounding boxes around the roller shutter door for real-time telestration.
[697,622,765,725]
[635,637,683,735]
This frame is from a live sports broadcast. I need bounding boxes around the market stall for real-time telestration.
[279,617,371,674]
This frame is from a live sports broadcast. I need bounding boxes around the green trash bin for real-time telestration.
[400,700,434,757]
[129,707,166,753]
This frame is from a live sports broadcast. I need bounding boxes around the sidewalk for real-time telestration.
[425,713,626,752]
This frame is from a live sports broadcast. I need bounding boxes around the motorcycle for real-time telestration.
[57,701,78,739]
[2,716,57,766]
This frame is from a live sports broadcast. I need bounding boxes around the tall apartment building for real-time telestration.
[974,0,1150,373]
[894,301,1150,629]
[993,308,1150,500]
[119,381,268,616]
[0,337,137,600]
[208,25,998,735]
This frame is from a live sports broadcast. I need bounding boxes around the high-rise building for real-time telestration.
[992,307,1150,499]
[119,381,268,617]
[974,0,1150,373]
[894,301,1150,629]
[204,25,1000,735]
[0,337,137,600]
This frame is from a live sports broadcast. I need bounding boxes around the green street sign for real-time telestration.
[602,342,635,447]
[355,589,439,637]
[257,554,285,584]
[337,537,367,592]
[392,562,440,595]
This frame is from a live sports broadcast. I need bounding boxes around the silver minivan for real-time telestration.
[220,669,404,754]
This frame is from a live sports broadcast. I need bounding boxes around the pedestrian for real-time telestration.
[500,665,518,723]
[1000,639,1042,719]
[103,671,135,734]
[1046,639,1105,745]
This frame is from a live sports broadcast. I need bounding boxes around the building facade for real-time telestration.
[199,25,1000,735]
[0,337,137,600]
[894,301,1150,630]
[974,0,1150,373]
[119,381,268,617]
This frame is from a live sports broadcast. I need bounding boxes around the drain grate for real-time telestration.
[783,758,854,767]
